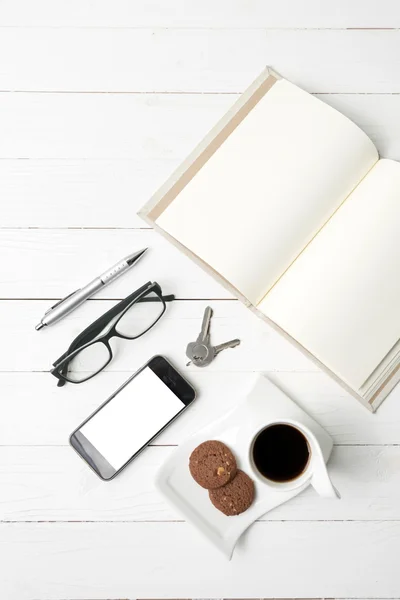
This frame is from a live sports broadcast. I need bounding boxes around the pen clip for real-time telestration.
[45,289,80,315]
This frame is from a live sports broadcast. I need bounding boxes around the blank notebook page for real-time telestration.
[157,79,377,304]
[259,159,400,391]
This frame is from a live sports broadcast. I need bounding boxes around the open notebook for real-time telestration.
[139,67,400,412]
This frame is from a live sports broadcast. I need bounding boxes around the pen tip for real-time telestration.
[35,322,44,331]
[126,248,148,265]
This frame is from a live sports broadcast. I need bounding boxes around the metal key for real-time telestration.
[186,307,241,367]
[190,337,241,367]
[213,338,241,357]
[198,306,213,344]
[186,306,213,366]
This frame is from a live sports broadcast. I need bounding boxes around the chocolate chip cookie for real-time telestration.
[189,440,237,489]
[209,469,255,515]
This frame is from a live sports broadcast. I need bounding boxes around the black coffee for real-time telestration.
[252,424,310,482]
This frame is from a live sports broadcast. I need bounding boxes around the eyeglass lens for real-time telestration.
[63,291,164,382]
[115,291,164,338]
[66,342,111,382]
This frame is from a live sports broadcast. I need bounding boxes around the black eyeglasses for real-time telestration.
[51,281,174,386]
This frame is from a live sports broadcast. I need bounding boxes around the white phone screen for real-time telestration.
[79,367,185,470]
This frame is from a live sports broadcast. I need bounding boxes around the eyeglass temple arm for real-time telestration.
[157,294,175,302]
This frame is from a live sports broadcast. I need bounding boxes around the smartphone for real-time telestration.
[69,355,196,480]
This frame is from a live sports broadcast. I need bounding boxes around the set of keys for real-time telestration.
[186,306,241,367]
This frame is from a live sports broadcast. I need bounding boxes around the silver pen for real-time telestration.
[35,248,148,330]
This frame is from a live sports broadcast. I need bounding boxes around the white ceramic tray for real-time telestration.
[156,375,335,559]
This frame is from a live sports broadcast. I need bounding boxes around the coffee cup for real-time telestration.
[249,419,340,498]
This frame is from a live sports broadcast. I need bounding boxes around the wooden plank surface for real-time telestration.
[1,93,400,229]
[0,229,233,298]
[2,29,400,93]
[0,158,176,228]
[0,0,399,28]
[0,93,399,161]
[0,92,233,159]
[1,522,399,599]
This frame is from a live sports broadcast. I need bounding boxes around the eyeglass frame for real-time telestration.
[51,281,174,386]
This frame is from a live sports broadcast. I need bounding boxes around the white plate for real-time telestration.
[155,375,334,559]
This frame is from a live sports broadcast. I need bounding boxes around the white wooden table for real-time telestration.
[2,1,400,598]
